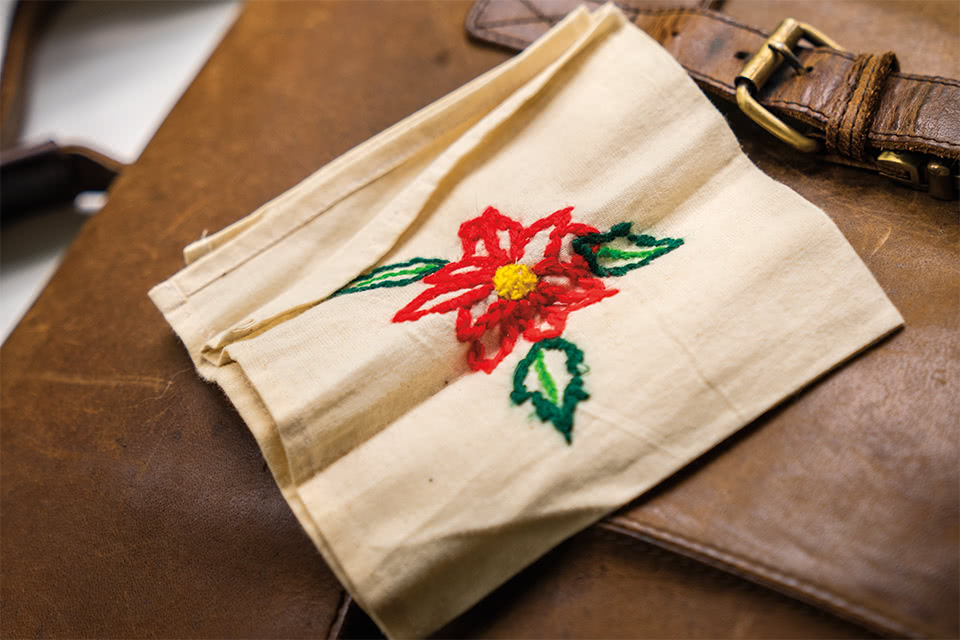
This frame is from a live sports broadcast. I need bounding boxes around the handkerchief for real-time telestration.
[149,5,902,637]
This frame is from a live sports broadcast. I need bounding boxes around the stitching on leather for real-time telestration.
[325,591,352,640]
[681,70,833,122]
[892,72,960,88]
[766,100,827,119]
[600,518,923,638]
[826,54,868,156]
[844,55,881,158]
[845,59,872,157]
[853,53,898,159]
[472,0,960,97]
[811,49,960,89]
[472,0,621,29]
[632,6,768,37]
[473,1,676,29]
[471,0,536,50]
[517,0,555,24]
[473,3,769,38]
[871,131,960,148]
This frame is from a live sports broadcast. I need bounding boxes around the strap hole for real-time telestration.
[734,51,749,60]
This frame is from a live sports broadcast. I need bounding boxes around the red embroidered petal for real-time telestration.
[566,222,600,237]
[392,283,493,323]
[524,276,618,340]
[424,256,498,287]
[555,280,618,312]
[458,206,523,262]
[454,297,510,341]
[532,256,593,280]
[514,206,572,261]
[522,309,568,342]
[466,313,523,374]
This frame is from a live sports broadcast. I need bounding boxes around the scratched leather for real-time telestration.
[1,1,956,638]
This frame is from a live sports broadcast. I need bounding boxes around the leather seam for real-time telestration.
[826,54,868,156]
[767,99,827,119]
[600,518,923,638]
[853,53,898,159]
[892,72,960,88]
[622,63,960,152]
[477,2,713,24]
[471,3,960,90]
[633,6,769,37]
[811,51,960,88]
[473,4,766,36]
[470,0,535,50]
[325,591,352,639]
[869,131,960,147]
[844,55,881,159]
[687,70,833,120]
[470,3,770,42]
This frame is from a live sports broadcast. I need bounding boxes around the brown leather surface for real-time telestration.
[337,527,876,639]
[1,1,956,638]
[466,0,960,163]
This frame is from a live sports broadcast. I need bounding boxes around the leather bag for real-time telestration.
[1,1,956,637]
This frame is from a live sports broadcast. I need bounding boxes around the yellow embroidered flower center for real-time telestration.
[493,263,538,300]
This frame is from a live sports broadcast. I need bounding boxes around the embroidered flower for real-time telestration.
[392,206,618,373]
[335,204,684,443]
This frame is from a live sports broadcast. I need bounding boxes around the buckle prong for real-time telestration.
[767,42,808,75]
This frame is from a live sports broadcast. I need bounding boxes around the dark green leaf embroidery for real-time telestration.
[572,222,683,277]
[511,338,588,444]
[333,257,448,297]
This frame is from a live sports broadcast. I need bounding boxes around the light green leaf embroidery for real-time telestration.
[573,222,683,277]
[511,338,588,444]
[333,258,448,297]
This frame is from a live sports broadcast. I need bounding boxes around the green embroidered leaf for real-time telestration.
[333,257,448,297]
[572,222,683,277]
[511,338,588,444]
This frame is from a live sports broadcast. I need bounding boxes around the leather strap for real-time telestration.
[0,142,123,217]
[0,1,63,150]
[466,0,960,193]
[824,51,899,161]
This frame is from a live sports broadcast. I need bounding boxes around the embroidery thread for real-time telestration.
[333,257,448,297]
[572,221,683,277]
[511,337,587,443]
[337,206,684,443]
[392,206,617,373]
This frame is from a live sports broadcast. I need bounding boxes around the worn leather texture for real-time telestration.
[1,1,957,638]
[336,527,875,639]
[466,0,960,165]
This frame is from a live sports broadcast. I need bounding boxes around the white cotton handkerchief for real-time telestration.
[149,5,902,638]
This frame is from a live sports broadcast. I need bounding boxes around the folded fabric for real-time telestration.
[149,5,903,637]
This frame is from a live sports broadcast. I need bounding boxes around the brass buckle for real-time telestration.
[735,19,958,199]
[735,18,843,153]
